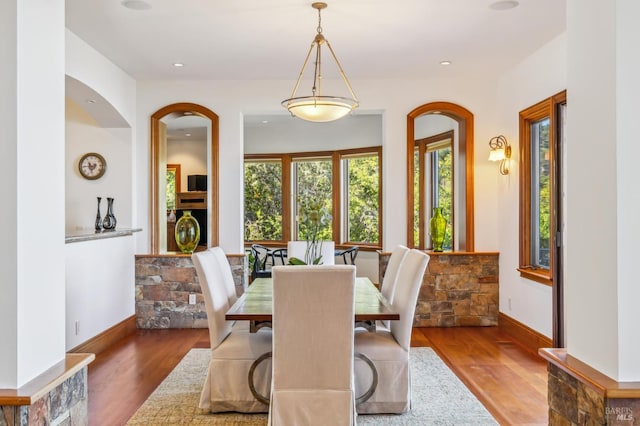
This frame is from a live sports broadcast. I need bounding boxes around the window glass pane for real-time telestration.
[294,159,332,240]
[531,118,551,268]
[345,154,379,243]
[166,169,177,211]
[244,160,283,241]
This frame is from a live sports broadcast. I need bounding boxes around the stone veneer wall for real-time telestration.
[135,253,247,329]
[379,251,499,327]
[546,360,640,425]
[0,368,88,426]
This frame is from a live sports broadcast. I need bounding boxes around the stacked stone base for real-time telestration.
[135,253,246,329]
[541,349,640,426]
[0,360,90,426]
[379,251,499,327]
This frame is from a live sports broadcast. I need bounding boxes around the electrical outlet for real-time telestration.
[189,293,196,305]
[75,321,80,335]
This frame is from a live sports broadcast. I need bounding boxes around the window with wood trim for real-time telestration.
[519,91,566,286]
[413,131,454,250]
[244,147,382,249]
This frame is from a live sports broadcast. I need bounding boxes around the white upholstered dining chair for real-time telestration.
[353,249,430,414]
[287,240,335,265]
[209,246,239,305]
[378,244,410,329]
[380,245,410,304]
[268,265,357,426]
[192,248,272,413]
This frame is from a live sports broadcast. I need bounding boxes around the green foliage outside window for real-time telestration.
[534,119,551,268]
[347,156,379,243]
[295,160,333,241]
[437,147,453,250]
[244,161,283,240]
[166,170,176,210]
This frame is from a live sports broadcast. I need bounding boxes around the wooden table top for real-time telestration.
[225,277,399,322]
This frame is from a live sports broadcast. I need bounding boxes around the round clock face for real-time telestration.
[78,152,106,180]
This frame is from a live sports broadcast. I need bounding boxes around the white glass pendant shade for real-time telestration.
[282,96,358,122]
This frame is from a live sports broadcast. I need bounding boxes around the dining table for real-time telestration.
[225,276,394,405]
[225,276,399,332]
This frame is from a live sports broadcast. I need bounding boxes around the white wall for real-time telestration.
[244,114,382,154]
[64,30,137,351]
[564,0,640,381]
[615,0,640,382]
[0,0,66,388]
[494,33,567,338]
[167,138,208,191]
[66,98,132,232]
[136,78,501,258]
[65,236,136,349]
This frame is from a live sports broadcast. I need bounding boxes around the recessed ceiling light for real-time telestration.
[185,133,191,137]
[489,1,519,11]
[173,63,184,67]
[261,120,269,124]
[440,60,452,66]
[121,0,151,10]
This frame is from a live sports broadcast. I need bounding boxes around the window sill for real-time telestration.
[518,267,552,286]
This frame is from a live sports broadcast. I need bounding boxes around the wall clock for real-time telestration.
[78,152,107,180]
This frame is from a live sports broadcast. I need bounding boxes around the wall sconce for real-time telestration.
[488,135,511,175]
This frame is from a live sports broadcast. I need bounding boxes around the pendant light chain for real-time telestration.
[312,5,324,99]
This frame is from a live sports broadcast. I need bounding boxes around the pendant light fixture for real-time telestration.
[281,2,359,122]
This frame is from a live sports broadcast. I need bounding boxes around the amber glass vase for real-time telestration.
[430,207,447,252]
[175,210,200,254]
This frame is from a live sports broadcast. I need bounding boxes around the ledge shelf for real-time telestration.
[65,227,142,244]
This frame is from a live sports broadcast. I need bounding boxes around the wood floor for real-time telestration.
[87,326,549,426]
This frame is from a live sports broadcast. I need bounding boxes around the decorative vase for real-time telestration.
[95,197,103,232]
[430,207,446,252]
[102,197,117,231]
[175,210,200,254]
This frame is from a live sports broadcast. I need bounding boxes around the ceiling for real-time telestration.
[66,0,566,82]
[64,0,566,130]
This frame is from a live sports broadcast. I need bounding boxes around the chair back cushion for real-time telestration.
[209,246,238,305]
[271,265,355,389]
[287,241,336,265]
[192,250,233,349]
[389,250,430,350]
[380,245,409,304]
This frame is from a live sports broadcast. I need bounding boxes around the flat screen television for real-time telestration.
[188,175,207,191]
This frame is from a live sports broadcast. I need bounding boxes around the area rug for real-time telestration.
[127,347,497,425]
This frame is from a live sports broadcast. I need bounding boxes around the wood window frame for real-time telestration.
[518,90,566,286]
[244,146,383,251]
[337,147,383,249]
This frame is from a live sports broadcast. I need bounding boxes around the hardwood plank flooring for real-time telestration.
[87,328,209,426]
[88,326,548,425]
[412,327,549,425]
